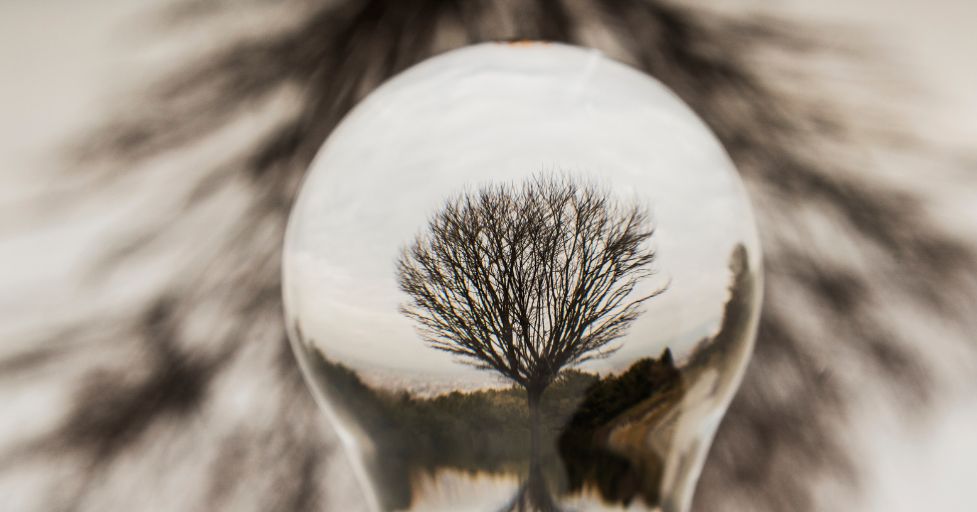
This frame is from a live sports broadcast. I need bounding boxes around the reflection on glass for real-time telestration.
[283,42,762,512]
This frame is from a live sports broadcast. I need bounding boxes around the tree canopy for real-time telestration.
[397,175,663,396]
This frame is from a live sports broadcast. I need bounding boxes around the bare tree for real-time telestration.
[396,174,663,457]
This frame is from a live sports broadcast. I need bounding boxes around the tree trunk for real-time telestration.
[527,385,543,464]
[521,383,562,511]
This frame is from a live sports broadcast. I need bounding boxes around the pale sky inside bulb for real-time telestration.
[283,43,759,383]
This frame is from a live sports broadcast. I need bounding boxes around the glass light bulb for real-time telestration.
[283,42,762,512]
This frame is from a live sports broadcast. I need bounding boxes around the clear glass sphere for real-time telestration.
[283,42,762,512]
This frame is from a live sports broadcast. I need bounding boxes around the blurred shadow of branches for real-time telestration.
[6,1,976,511]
